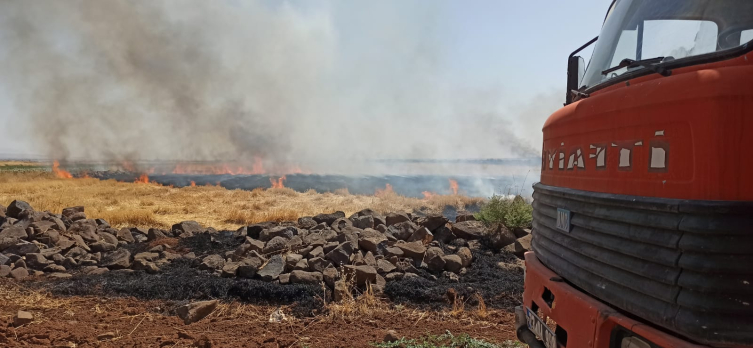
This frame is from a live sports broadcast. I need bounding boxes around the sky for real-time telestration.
[0,0,609,161]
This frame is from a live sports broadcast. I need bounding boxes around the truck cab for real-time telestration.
[517,1,753,347]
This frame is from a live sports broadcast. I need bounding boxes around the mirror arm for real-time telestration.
[566,36,599,105]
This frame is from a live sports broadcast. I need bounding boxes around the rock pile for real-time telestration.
[0,200,532,296]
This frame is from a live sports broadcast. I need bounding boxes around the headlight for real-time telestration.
[621,337,652,348]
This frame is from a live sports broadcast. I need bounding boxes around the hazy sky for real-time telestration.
[0,0,608,160]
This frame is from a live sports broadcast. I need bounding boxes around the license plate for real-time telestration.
[556,208,571,232]
[526,307,558,348]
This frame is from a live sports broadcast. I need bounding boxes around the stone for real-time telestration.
[325,242,354,266]
[0,264,11,277]
[279,273,290,284]
[425,247,446,272]
[384,272,404,281]
[3,241,39,256]
[364,251,377,267]
[134,252,160,262]
[303,233,326,247]
[258,254,285,281]
[384,330,399,343]
[172,221,203,237]
[330,218,353,233]
[198,254,225,271]
[417,214,449,232]
[321,230,339,243]
[263,236,288,254]
[389,221,418,241]
[260,226,298,242]
[336,228,359,248]
[308,257,332,273]
[297,216,317,229]
[246,223,274,240]
[88,267,110,275]
[376,259,396,274]
[457,247,473,267]
[385,212,410,226]
[285,253,303,271]
[396,261,420,274]
[293,258,309,271]
[147,228,168,242]
[99,232,119,245]
[177,300,218,324]
[322,265,338,288]
[375,224,388,233]
[455,211,476,222]
[237,257,264,279]
[61,206,84,219]
[289,270,324,284]
[513,227,531,239]
[7,200,33,219]
[94,218,110,227]
[490,224,517,249]
[451,221,487,240]
[432,226,455,244]
[44,264,67,273]
[30,220,55,235]
[49,217,66,232]
[287,235,303,249]
[307,246,324,260]
[221,262,240,277]
[36,230,60,246]
[10,267,29,280]
[443,255,463,272]
[310,222,328,231]
[351,251,364,265]
[396,241,426,260]
[343,265,377,286]
[0,225,28,241]
[71,223,99,243]
[89,242,116,253]
[68,212,87,222]
[312,211,345,225]
[351,215,374,229]
[0,253,8,265]
[14,310,33,326]
[359,236,386,254]
[516,234,532,254]
[407,227,433,244]
[101,249,131,269]
[25,253,52,269]
[62,257,78,269]
[443,271,460,282]
[373,274,387,295]
[385,246,404,258]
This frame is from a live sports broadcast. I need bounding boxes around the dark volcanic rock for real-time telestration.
[147,228,168,242]
[350,215,374,229]
[389,221,418,241]
[172,221,203,237]
[260,226,298,242]
[489,224,516,249]
[395,241,426,260]
[325,242,354,266]
[198,254,225,271]
[312,211,345,225]
[101,249,131,270]
[263,236,288,254]
[6,200,33,219]
[258,254,285,281]
[451,221,487,240]
[289,270,323,284]
[417,214,449,232]
[297,217,317,230]
[385,212,410,226]
[61,206,84,219]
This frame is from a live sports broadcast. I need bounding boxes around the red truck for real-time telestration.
[516,1,753,347]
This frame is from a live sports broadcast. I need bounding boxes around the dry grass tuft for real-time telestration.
[474,293,488,319]
[0,281,71,311]
[0,172,484,229]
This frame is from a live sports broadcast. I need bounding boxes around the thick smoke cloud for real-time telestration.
[0,1,557,174]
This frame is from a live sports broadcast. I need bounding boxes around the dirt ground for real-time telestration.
[0,280,518,348]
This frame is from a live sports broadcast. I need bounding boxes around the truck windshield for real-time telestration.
[581,0,753,90]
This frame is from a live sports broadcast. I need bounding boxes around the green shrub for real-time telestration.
[372,331,524,348]
[474,195,532,229]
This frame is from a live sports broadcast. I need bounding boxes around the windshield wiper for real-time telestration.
[602,56,672,77]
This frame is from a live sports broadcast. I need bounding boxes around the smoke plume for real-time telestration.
[0,1,556,174]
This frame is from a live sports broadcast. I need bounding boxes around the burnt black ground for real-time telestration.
[384,249,524,310]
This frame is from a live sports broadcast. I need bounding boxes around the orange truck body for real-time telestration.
[517,13,753,348]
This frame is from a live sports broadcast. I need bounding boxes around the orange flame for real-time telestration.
[449,179,458,195]
[375,183,394,197]
[135,173,149,184]
[421,191,437,199]
[52,161,73,179]
[81,171,91,179]
[269,175,286,189]
[190,181,196,187]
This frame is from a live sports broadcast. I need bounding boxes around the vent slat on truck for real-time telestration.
[532,183,753,347]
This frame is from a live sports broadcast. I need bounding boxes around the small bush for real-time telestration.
[474,195,532,229]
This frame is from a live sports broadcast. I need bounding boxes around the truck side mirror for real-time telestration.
[566,56,586,104]
[566,36,598,105]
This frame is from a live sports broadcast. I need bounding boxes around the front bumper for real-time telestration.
[516,251,709,348]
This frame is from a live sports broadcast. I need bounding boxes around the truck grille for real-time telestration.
[531,183,753,347]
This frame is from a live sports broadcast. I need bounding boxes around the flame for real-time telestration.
[135,173,150,184]
[190,181,196,187]
[421,191,437,199]
[81,171,91,179]
[121,161,136,172]
[269,175,286,189]
[52,161,73,179]
[449,179,458,195]
[375,183,394,197]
